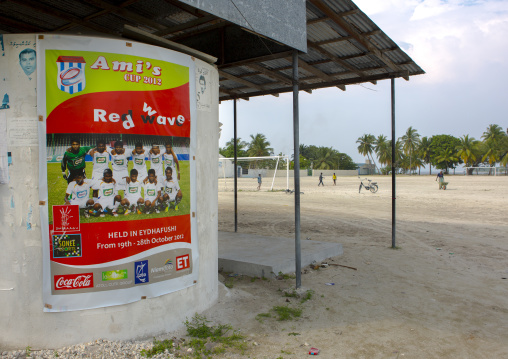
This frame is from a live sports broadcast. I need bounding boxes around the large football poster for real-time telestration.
[37,35,197,311]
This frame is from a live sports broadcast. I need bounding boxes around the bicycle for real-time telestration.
[359,177,378,193]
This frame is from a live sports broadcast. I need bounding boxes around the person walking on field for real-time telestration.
[257,174,262,191]
[436,170,445,189]
[332,173,337,186]
[318,173,324,186]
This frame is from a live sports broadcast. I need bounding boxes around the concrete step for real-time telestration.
[218,231,343,278]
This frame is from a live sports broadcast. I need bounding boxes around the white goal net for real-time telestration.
[465,167,507,176]
[218,156,290,192]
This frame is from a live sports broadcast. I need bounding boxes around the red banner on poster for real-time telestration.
[50,216,191,265]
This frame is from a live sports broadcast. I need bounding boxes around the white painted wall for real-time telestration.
[0,36,219,350]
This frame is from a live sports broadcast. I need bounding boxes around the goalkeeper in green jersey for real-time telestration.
[61,139,94,184]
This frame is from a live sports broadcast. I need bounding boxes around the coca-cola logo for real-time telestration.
[54,273,94,290]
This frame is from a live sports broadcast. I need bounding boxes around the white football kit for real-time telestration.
[66,179,93,208]
[90,148,110,180]
[148,152,164,183]
[93,180,117,210]
[143,181,159,202]
[162,177,180,202]
[124,179,143,204]
[110,150,129,190]
[131,150,148,180]
[162,151,179,184]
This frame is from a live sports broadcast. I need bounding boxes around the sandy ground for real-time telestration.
[200,174,508,358]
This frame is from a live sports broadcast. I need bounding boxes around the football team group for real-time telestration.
[61,138,183,218]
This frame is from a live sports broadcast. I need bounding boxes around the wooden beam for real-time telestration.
[307,9,359,25]
[244,63,313,94]
[219,71,410,101]
[315,36,352,46]
[219,70,266,91]
[308,40,368,78]
[296,57,333,82]
[220,70,280,98]
[218,50,293,69]
[307,17,328,25]
[308,0,405,78]
[296,57,346,91]
[245,63,292,85]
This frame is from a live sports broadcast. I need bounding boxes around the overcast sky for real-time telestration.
[218,0,508,163]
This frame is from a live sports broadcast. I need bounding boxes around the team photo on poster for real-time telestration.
[47,134,190,223]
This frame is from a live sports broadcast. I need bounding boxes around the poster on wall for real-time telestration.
[37,35,197,312]
[1,34,39,146]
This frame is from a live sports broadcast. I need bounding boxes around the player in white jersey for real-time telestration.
[131,142,148,181]
[92,169,121,217]
[161,167,182,212]
[89,140,110,181]
[148,144,164,189]
[64,173,94,218]
[110,141,129,191]
[142,169,161,214]
[120,169,144,216]
[163,142,180,183]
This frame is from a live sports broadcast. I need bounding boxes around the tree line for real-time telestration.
[219,134,358,170]
[357,124,508,174]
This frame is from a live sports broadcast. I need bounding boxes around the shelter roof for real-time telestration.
[0,0,424,101]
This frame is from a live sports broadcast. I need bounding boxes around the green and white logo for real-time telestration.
[102,270,128,281]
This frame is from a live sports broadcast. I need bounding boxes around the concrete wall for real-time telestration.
[312,170,358,177]
[218,168,358,179]
[0,35,219,350]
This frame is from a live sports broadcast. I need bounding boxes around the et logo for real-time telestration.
[176,254,190,271]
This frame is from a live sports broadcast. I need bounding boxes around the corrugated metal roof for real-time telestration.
[0,0,424,101]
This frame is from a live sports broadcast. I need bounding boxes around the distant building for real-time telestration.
[357,159,377,175]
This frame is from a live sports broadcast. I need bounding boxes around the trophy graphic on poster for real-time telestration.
[56,56,86,94]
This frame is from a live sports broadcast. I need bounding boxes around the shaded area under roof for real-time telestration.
[0,0,424,101]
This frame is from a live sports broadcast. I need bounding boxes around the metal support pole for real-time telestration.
[234,99,238,233]
[391,78,396,248]
[292,50,302,288]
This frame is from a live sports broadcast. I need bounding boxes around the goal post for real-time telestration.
[465,166,507,176]
[218,155,290,191]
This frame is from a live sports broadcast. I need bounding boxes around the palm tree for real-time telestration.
[481,124,507,172]
[220,137,248,158]
[482,141,500,167]
[400,127,421,175]
[481,124,505,145]
[313,147,338,170]
[247,133,273,157]
[356,134,379,174]
[226,137,247,148]
[501,136,508,167]
[247,133,273,168]
[434,148,458,174]
[375,135,391,168]
[418,137,433,175]
[456,135,479,174]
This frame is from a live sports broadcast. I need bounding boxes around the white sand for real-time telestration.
[206,175,508,358]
